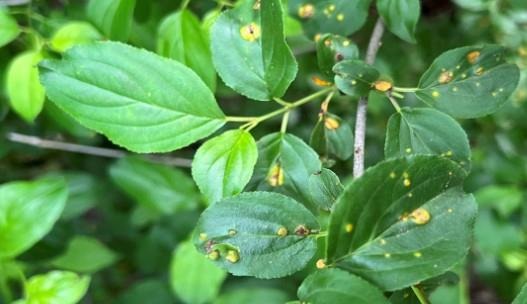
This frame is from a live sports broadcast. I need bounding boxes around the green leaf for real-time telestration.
[214,287,289,304]
[44,103,95,139]
[513,283,527,304]
[310,112,354,161]
[193,191,320,278]
[0,8,20,48]
[87,0,136,41]
[110,157,199,215]
[114,280,173,304]
[308,168,343,211]
[475,185,523,218]
[25,271,90,304]
[415,45,520,118]
[211,0,298,101]
[39,41,225,153]
[50,21,102,53]
[298,268,390,304]
[334,60,380,98]
[385,107,471,171]
[377,0,420,43]
[0,177,68,259]
[250,132,322,210]
[6,50,46,122]
[170,240,226,304]
[58,173,101,220]
[327,156,476,291]
[288,0,372,38]
[192,129,258,205]
[51,236,118,273]
[316,34,359,80]
[157,10,216,91]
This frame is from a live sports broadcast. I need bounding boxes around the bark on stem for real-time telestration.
[6,132,193,167]
[352,18,385,178]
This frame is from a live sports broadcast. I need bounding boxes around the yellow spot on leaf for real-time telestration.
[267,164,284,187]
[374,80,393,92]
[324,117,340,130]
[312,75,333,87]
[445,150,453,157]
[405,148,412,154]
[452,87,458,92]
[404,178,411,187]
[316,259,326,269]
[414,251,422,258]
[475,67,484,75]
[199,233,207,241]
[240,23,261,42]
[328,4,336,11]
[408,192,413,198]
[467,51,480,64]
[351,80,357,85]
[438,71,453,84]
[208,250,219,260]
[226,250,240,263]
[298,3,315,18]
[448,208,453,213]
[342,40,350,47]
[314,33,322,42]
[410,208,431,225]
[389,172,396,179]
[337,14,344,21]
[228,229,237,236]
[253,0,261,10]
[384,253,391,258]
[277,226,288,237]
[380,239,387,245]
[295,225,310,236]
[432,91,440,98]
[345,223,353,233]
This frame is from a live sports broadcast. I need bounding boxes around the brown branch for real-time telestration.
[6,132,193,168]
[353,18,385,178]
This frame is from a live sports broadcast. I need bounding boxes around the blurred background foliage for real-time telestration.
[0,0,526,303]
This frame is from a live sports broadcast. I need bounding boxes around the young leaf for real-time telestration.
[50,21,102,53]
[0,8,20,48]
[513,283,527,304]
[87,0,136,41]
[415,45,520,118]
[110,157,199,215]
[39,41,226,153]
[385,107,471,171]
[327,156,477,291]
[170,241,226,304]
[316,34,359,80]
[298,268,390,304]
[6,51,46,122]
[51,236,118,273]
[288,0,372,38]
[310,112,354,161]
[0,177,68,259]
[24,271,90,304]
[376,0,420,43]
[192,129,258,205]
[193,191,320,278]
[308,168,343,211]
[250,132,322,210]
[157,10,216,91]
[211,0,298,101]
[334,60,380,98]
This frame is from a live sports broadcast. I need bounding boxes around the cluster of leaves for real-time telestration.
[1,0,527,303]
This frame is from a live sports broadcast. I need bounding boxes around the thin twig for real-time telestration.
[352,18,385,178]
[5,132,193,167]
